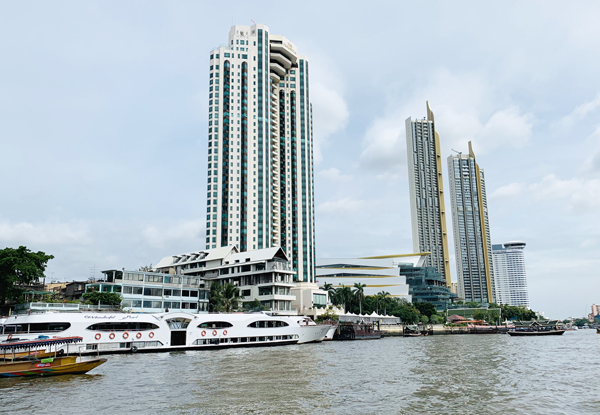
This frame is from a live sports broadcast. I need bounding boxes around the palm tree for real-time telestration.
[209,282,224,312]
[337,285,353,313]
[376,291,391,315]
[221,283,242,312]
[353,282,366,315]
[321,283,335,304]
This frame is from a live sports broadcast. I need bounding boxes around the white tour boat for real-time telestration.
[0,312,330,355]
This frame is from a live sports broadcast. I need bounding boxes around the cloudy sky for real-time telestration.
[2,1,599,319]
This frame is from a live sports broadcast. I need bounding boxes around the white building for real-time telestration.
[447,142,495,304]
[206,23,315,284]
[315,254,422,301]
[405,102,452,286]
[154,245,297,315]
[492,241,529,307]
[93,270,210,314]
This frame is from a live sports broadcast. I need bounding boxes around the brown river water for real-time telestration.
[1,329,599,414]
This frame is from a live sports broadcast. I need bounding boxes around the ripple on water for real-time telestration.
[1,330,599,414]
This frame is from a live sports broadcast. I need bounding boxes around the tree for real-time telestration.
[221,283,242,313]
[487,310,500,324]
[244,298,266,312]
[315,306,339,323]
[0,246,54,305]
[321,282,336,303]
[353,282,366,315]
[82,291,122,305]
[209,282,224,312]
[430,315,444,324]
[466,302,481,308]
[420,315,429,324]
[336,285,353,313]
[376,291,391,314]
[414,302,438,318]
[472,309,488,322]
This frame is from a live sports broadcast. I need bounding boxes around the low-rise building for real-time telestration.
[154,245,297,315]
[91,270,209,313]
[315,253,416,301]
[399,264,457,311]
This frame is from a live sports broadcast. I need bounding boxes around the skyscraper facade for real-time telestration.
[405,102,452,287]
[492,241,529,307]
[447,142,495,303]
[206,24,315,282]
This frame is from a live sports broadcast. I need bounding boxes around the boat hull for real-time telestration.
[508,330,565,336]
[0,357,107,377]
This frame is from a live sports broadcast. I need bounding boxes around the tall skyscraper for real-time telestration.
[447,142,495,303]
[206,24,315,283]
[405,102,452,287]
[492,241,529,307]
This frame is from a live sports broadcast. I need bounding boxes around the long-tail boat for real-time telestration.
[0,336,106,377]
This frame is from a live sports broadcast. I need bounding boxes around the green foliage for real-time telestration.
[573,318,590,327]
[414,302,438,318]
[82,291,122,305]
[209,282,242,312]
[353,282,366,314]
[315,306,339,322]
[487,310,500,324]
[466,302,481,308]
[244,299,265,312]
[562,319,570,324]
[430,314,444,324]
[498,304,537,321]
[0,246,54,305]
[420,315,429,324]
[472,309,488,321]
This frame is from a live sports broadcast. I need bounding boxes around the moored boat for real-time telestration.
[0,337,106,377]
[333,322,383,340]
[508,320,566,337]
[0,311,329,355]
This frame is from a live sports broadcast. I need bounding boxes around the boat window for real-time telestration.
[198,321,233,329]
[2,323,71,334]
[166,318,191,329]
[86,322,160,331]
[247,320,289,328]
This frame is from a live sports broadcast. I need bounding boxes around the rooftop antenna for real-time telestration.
[451,149,462,155]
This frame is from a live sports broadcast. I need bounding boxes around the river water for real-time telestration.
[2,329,599,414]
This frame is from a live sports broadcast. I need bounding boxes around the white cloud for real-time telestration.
[142,219,205,249]
[359,69,533,174]
[582,126,600,173]
[529,174,600,214]
[580,238,597,248]
[0,220,92,246]
[318,167,352,182]
[490,182,526,199]
[309,52,349,165]
[559,92,600,127]
[475,107,533,153]
[317,197,365,215]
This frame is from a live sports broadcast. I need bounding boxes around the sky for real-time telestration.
[1,1,599,319]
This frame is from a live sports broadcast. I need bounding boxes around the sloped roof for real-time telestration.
[224,246,288,264]
[154,245,238,269]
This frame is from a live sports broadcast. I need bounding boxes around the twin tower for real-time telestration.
[406,102,495,304]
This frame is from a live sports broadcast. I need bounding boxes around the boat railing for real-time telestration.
[15,302,121,313]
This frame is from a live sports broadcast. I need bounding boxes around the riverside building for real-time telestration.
[206,23,315,284]
[154,245,297,314]
[492,241,529,307]
[447,142,495,304]
[405,102,452,287]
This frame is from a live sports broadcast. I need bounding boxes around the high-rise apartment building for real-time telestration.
[492,241,529,307]
[447,142,495,303]
[206,24,315,282]
[405,102,452,287]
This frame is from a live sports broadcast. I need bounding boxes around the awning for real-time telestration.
[0,336,83,350]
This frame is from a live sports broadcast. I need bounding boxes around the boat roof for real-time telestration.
[0,336,83,350]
